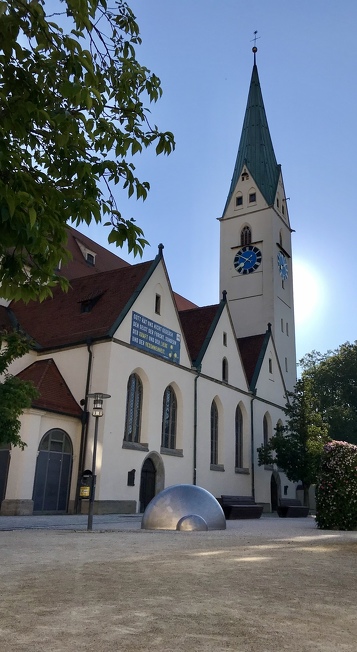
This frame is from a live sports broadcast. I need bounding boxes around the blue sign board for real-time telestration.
[130,312,181,363]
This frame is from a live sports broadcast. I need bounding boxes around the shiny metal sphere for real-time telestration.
[176,514,208,531]
[141,484,226,531]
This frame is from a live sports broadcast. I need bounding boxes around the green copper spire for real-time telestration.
[223,52,281,214]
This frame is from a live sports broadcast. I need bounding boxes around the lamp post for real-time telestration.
[87,392,111,531]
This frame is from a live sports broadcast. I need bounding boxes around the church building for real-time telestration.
[0,51,297,516]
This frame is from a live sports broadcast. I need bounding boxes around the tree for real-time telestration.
[257,377,330,506]
[300,343,357,445]
[0,332,38,448]
[0,0,175,302]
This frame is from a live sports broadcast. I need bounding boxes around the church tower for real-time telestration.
[219,48,297,392]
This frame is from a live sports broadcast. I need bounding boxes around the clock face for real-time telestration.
[234,245,262,274]
[277,251,288,280]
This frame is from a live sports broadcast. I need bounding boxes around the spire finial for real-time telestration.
[251,30,260,64]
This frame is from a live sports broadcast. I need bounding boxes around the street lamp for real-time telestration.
[86,392,111,531]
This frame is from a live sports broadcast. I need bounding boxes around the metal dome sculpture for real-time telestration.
[141,484,226,531]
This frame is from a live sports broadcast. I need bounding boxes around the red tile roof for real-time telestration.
[237,334,267,386]
[17,359,82,417]
[179,304,220,363]
[60,226,130,280]
[173,293,198,311]
[10,261,154,349]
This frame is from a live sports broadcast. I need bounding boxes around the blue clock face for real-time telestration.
[234,245,262,274]
[277,252,288,280]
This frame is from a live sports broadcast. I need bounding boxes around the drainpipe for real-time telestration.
[74,340,92,513]
[250,390,257,500]
[193,365,201,485]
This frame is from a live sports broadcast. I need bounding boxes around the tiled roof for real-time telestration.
[17,359,82,417]
[223,63,280,213]
[173,292,198,311]
[60,226,130,280]
[237,333,267,388]
[10,261,154,349]
[179,304,221,364]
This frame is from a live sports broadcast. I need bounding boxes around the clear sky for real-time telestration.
[76,0,357,363]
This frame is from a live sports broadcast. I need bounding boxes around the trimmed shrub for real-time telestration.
[316,440,357,530]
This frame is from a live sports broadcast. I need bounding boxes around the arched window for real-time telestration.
[240,226,251,246]
[210,400,218,465]
[161,385,177,449]
[222,357,228,383]
[235,405,243,468]
[263,414,269,447]
[124,373,143,442]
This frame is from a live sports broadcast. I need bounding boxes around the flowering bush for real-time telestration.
[316,440,357,530]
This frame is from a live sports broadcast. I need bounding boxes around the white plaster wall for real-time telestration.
[5,410,81,503]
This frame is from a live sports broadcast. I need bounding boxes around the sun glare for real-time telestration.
[292,259,325,327]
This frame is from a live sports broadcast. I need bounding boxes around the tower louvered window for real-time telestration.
[124,374,143,442]
[240,226,252,246]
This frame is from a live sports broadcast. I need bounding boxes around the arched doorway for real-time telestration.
[270,472,280,512]
[32,429,73,513]
[139,458,156,513]
[0,444,11,505]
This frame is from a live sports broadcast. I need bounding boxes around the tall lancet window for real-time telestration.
[124,373,143,442]
[240,226,252,246]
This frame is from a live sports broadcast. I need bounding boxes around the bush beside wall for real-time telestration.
[316,441,357,530]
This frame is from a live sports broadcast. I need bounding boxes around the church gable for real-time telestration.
[253,331,288,406]
[181,301,248,389]
[223,166,270,220]
[113,256,192,369]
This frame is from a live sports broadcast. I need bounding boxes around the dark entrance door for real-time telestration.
[0,445,11,504]
[33,429,73,513]
[139,458,156,512]
[271,474,278,511]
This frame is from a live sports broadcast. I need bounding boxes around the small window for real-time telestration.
[282,204,285,215]
[281,318,284,332]
[155,294,161,315]
[286,322,289,336]
[285,357,288,372]
[276,197,280,208]
[86,253,95,266]
[282,280,285,289]
[279,230,283,247]
[269,358,273,374]
[223,332,227,347]
[241,171,249,181]
[124,373,143,443]
[236,195,243,207]
[222,358,228,383]
[249,192,256,203]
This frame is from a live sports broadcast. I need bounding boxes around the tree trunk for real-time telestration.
[303,484,310,508]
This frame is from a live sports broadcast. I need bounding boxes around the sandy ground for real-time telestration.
[0,516,356,652]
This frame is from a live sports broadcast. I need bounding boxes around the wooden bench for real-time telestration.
[217,495,263,520]
[277,499,309,518]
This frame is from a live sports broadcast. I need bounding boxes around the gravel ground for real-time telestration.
[0,515,356,652]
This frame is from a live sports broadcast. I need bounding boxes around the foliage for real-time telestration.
[0,0,175,302]
[316,440,357,530]
[0,332,38,448]
[257,376,330,504]
[300,343,357,445]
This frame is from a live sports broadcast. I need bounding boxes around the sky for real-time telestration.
[75,0,357,363]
